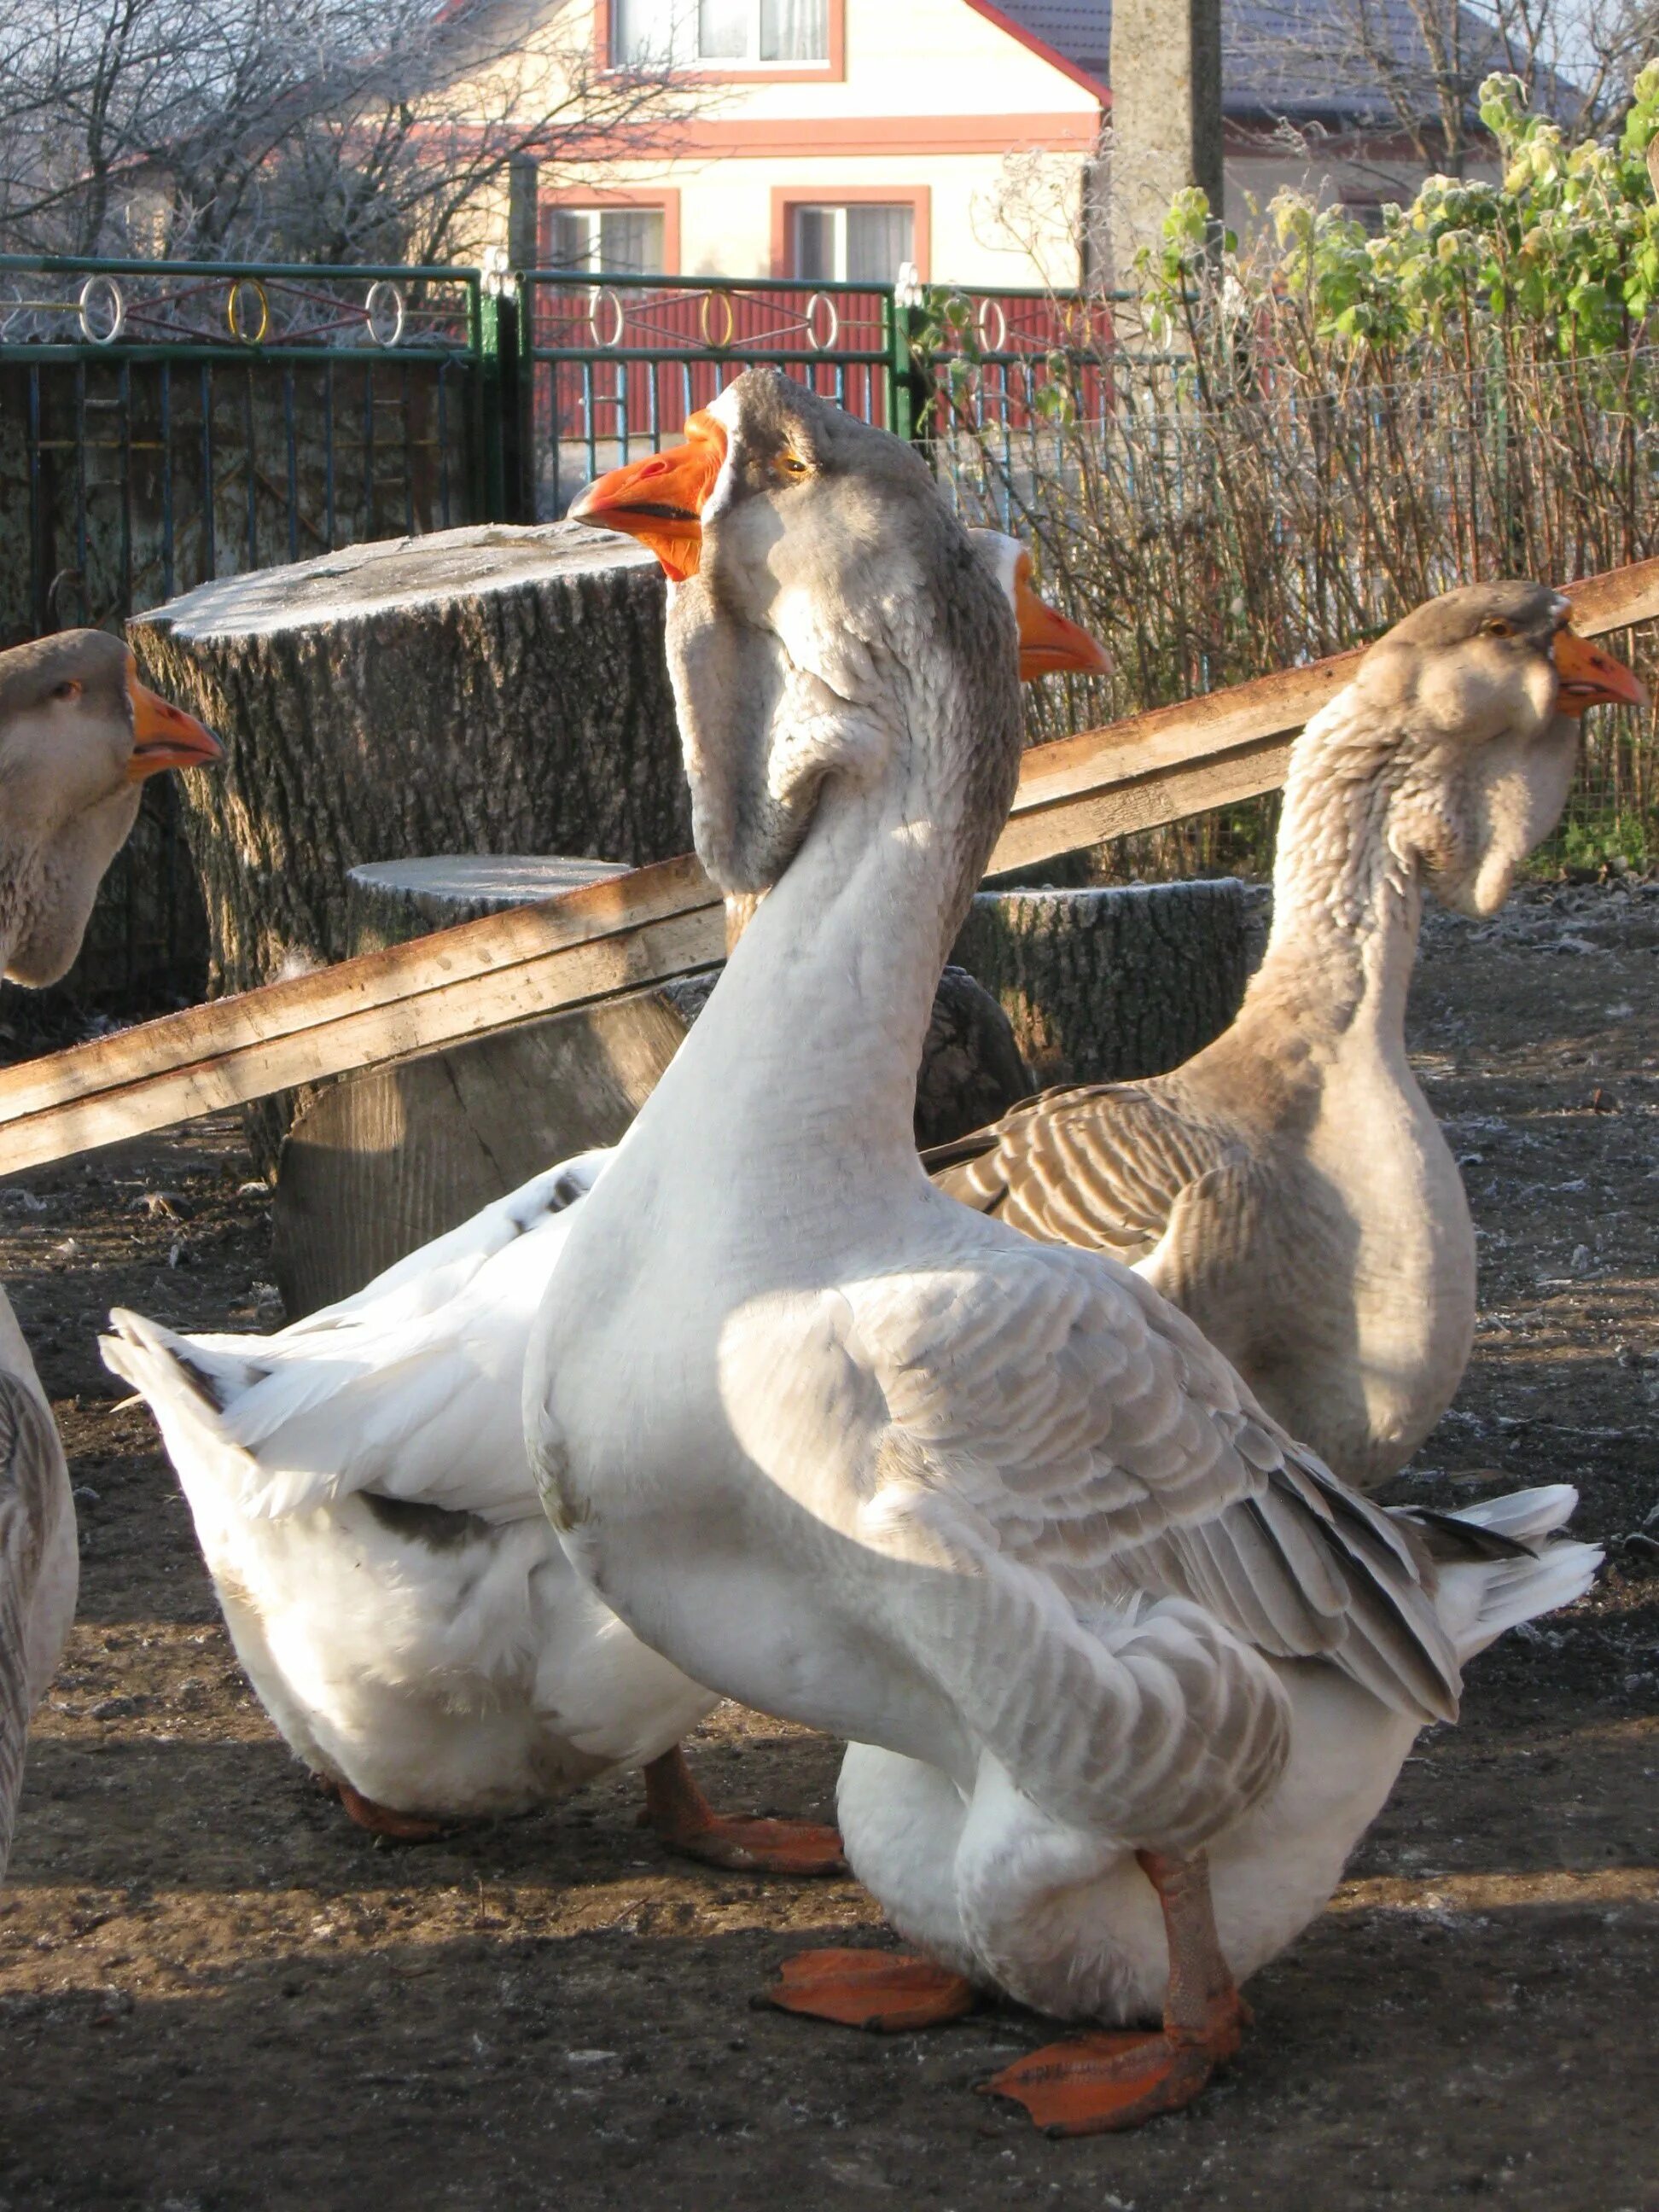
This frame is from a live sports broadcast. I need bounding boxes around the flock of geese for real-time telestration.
[1,368,1644,2136]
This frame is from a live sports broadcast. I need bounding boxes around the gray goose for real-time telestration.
[541,375,1600,2135]
[0,628,220,1877]
[931,585,1644,1489]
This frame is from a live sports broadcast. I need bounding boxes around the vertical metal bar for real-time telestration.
[584,359,597,489]
[244,362,258,571]
[467,272,490,524]
[478,287,505,521]
[201,363,217,579]
[364,364,376,539]
[402,361,415,535]
[118,357,133,618]
[73,357,89,611]
[324,360,336,545]
[284,364,299,563]
[438,359,452,527]
[26,364,46,635]
[160,364,174,602]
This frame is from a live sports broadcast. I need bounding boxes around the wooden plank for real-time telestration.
[5,551,1657,1173]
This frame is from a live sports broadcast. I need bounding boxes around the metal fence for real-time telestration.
[0,254,483,643]
[0,253,1139,642]
[0,253,1132,1000]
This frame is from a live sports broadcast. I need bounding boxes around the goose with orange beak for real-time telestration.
[931,579,1645,1493]
[527,371,1604,2137]
[0,629,221,987]
[2,627,220,1883]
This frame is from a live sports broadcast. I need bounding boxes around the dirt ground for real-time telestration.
[0,882,1656,2212]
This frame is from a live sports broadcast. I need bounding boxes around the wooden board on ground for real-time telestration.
[6,550,1658,1175]
[278,952,1038,1313]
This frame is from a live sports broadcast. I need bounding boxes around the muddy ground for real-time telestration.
[0,882,1655,2212]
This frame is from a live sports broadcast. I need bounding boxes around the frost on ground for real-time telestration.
[0,882,1654,2212]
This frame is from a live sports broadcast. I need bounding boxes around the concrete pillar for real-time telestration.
[1107,0,1223,288]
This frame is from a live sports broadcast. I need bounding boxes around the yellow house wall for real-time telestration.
[577,150,1090,285]
[527,0,1097,286]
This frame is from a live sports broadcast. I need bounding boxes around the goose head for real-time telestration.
[572,372,1107,900]
[1348,581,1644,918]
[0,631,222,986]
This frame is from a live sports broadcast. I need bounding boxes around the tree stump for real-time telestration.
[128,521,682,1167]
[273,975,713,1316]
[951,881,1252,1088]
[345,855,629,958]
[127,523,684,1002]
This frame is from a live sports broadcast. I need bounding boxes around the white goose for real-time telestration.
[2,628,222,1877]
[99,540,1106,1860]
[537,371,1600,2133]
[931,585,1644,1487]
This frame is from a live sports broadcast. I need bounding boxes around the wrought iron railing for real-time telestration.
[0,255,483,642]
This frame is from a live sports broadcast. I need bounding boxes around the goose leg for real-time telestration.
[639,1744,847,1876]
[981,1848,1246,2135]
[317,1775,448,1843]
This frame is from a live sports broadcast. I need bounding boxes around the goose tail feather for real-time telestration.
[1395,1486,1601,1665]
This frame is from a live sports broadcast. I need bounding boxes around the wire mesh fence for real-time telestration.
[934,332,1659,879]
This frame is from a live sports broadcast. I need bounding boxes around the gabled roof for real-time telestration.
[993,0,1564,131]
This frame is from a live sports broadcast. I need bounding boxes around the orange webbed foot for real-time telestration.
[661,1813,848,1877]
[766,1947,977,2032]
[639,1744,846,1876]
[981,2028,1222,2135]
[330,1778,448,1842]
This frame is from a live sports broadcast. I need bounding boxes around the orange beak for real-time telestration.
[1551,622,1647,716]
[126,660,223,779]
[568,412,729,582]
[1013,554,1113,682]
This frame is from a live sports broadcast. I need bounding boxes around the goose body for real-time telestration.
[0,629,221,1875]
[102,1158,721,1825]
[933,589,1643,1489]
[540,375,1603,2128]
[0,1295,79,1877]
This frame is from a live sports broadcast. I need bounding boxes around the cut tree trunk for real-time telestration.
[128,521,683,1165]
[952,881,1253,1088]
[346,855,629,958]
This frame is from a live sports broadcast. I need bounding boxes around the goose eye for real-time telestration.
[1481,618,1514,638]
[52,679,83,702]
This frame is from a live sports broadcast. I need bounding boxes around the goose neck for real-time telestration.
[1248,711,1423,1045]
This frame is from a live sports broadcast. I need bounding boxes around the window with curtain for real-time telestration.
[760,0,827,58]
[614,0,827,64]
[611,0,678,63]
[790,204,913,283]
[546,209,666,276]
